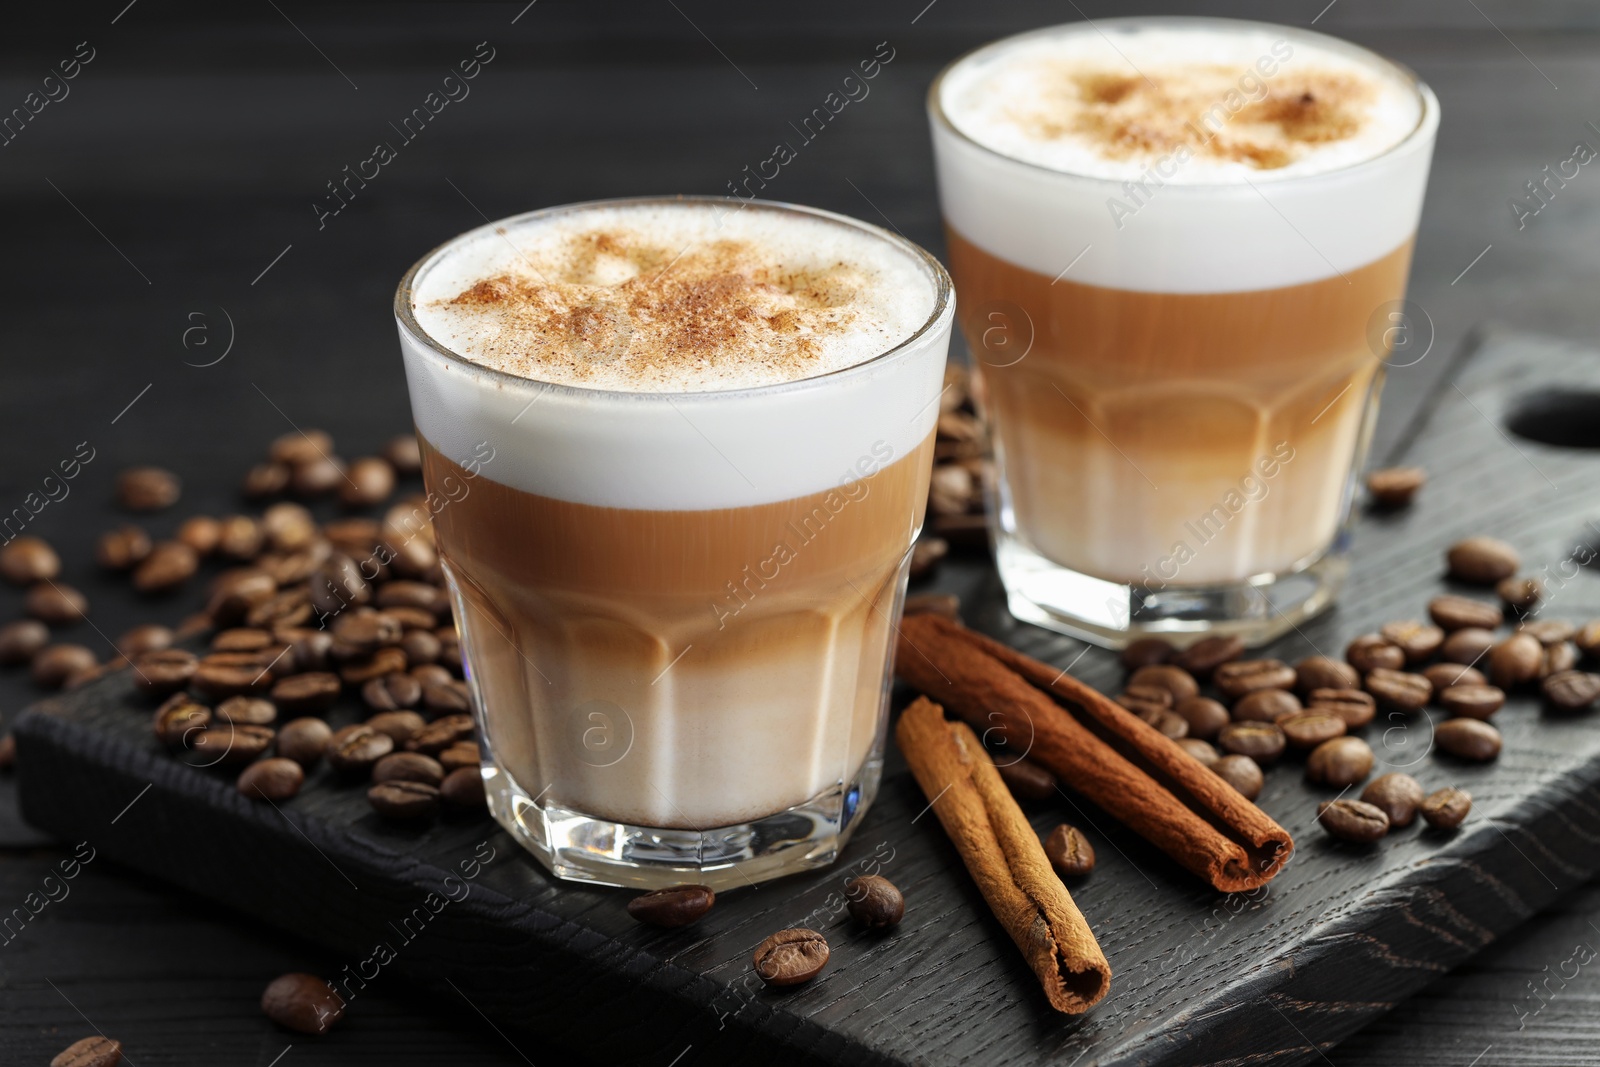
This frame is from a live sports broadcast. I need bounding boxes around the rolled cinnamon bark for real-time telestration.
[896,696,1111,1014]
[895,614,1292,893]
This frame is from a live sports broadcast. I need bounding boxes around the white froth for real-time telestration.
[409,202,938,393]
[939,22,1422,183]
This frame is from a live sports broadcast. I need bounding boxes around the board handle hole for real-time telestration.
[1504,388,1600,449]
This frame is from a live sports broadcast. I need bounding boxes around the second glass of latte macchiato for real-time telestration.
[930,17,1439,647]
[396,198,952,889]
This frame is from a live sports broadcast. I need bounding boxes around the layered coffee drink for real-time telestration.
[930,19,1439,645]
[396,199,952,888]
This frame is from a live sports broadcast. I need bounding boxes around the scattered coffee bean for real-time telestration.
[439,741,479,772]
[1172,634,1245,677]
[1420,787,1472,829]
[1126,664,1199,703]
[243,461,291,498]
[0,619,49,664]
[117,466,181,511]
[212,628,272,653]
[1346,634,1405,673]
[1361,773,1425,828]
[362,671,422,711]
[177,515,222,556]
[1295,655,1359,693]
[422,679,471,715]
[995,755,1056,801]
[1447,536,1519,585]
[1044,824,1095,877]
[1307,736,1374,787]
[1379,620,1445,664]
[50,1035,122,1067]
[115,623,172,659]
[1233,688,1300,723]
[26,582,89,625]
[1541,641,1578,678]
[1497,576,1543,612]
[132,648,197,696]
[216,516,266,562]
[96,525,152,570]
[844,875,905,928]
[1120,637,1173,670]
[270,672,341,714]
[327,723,393,774]
[1438,684,1505,720]
[753,928,829,987]
[0,536,61,585]
[1521,618,1576,646]
[193,658,274,699]
[1440,627,1497,665]
[1214,658,1296,700]
[368,778,440,819]
[1429,595,1502,632]
[261,972,345,1035]
[340,456,396,507]
[1577,621,1600,657]
[373,751,444,787]
[215,696,277,726]
[1487,633,1543,688]
[1176,738,1221,766]
[238,757,304,801]
[339,647,408,685]
[270,429,335,466]
[1423,662,1488,691]
[411,663,453,689]
[1280,710,1347,749]
[1366,466,1425,507]
[902,592,959,619]
[1119,683,1172,709]
[1434,717,1502,761]
[189,723,275,766]
[406,714,474,755]
[1365,668,1433,712]
[1542,669,1600,710]
[1211,754,1264,799]
[627,884,717,928]
[276,717,333,767]
[291,456,347,497]
[290,631,335,673]
[1217,722,1285,764]
[132,541,199,594]
[334,611,403,651]
[207,568,276,624]
[1306,687,1377,728]
[33,644,96,688]
[440,765,486,809]
[384,433,423,474]
[152,695,210,747]
[1,732,20,771]
[366,710,427,746]
[1173,696,1230,741]
[1317,799,1390,843]
[1134,705,1189,739]
[399,629,442,665]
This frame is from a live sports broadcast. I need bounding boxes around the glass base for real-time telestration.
[482,758,883,891]
[996,534,1348,651]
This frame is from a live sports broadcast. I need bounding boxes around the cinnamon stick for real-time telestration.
[896,696,1111,1014]
[895,614,1292,893]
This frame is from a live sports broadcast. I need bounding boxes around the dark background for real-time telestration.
[2,1,1599,1063]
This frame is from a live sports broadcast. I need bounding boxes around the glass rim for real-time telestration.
[927,15,1440,191]
[394,194,955,404]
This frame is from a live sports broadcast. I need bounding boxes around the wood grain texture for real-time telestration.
[12,329,1600,1067]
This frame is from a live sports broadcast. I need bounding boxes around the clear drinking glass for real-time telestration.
[929,18,1439,648]
[395,197,953,889]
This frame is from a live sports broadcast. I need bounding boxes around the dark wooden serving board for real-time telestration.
[14,329,1600,1067]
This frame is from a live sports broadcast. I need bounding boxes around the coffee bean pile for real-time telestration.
[0,430,488,825]
[911,364,990,580]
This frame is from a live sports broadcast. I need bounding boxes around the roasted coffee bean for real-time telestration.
[189,723,274,765]
[26,582,89,625]
[627,883,717,928]
[310,555,370,616]
[216,516,266,562]
[276,717,333,767]
[1362,773,1425,829]
[400,628,443,666]
[133,648,197,695]
[207,568,276,625]
[1423,662,1488,691]
[292,455,347,497]
[362,671,422,711]
[261,972,345,1034]
[996,755,1056,801]
[339,457,396,507]
[33,644,96,689]
[1211,754,1264,800]
[384,433,423,474]
[339,647,407,685]
[1299,687,1376,729]
[96,525,152,570]
[0,619,49,664]
[1447,536,1519,585]
[1280,711,1347,749]
[323,517,382,558]
[244,461,290,498]
[901,592,959,619]
[1120,683,1173,709]
[439,741,479,772]
[132,541,199,594]
[193,658,273,699]
[1214,659,1296,700]
[215,696,277,726]
[1429,594,1503,632]
[1217,722,1285,764]
[372,580,439,612]
[407,714,474,755]
[1233,688,1300,723]
[440,766,486,809]
[1044,824,1095,877]
[1126,664,1199,703]
[1379,620,1445,664]
[271,428,335,466]
[1120,637,1173,670]
[177,515,222,556]
[326,723,394,774]
[369,778,440,819]
[411,664,453,690]
[373,751,444,788]
[1295,655,1359,693]
[1541,641,1579,678]
[1421,787,1472,829]
[1133,706,1187,738]
[366,710,427,746]
[1176,738,1220,766]
[1441,627,1497,665]
[0,536,60,586]
[1317,799,1390,842]
[270,671,340,714]
[1173,696,1230,741]
[1542,669,1600,710]
[423,679,471,715]
[1435,717,1501,761]
[115,623,172,660]
[50,1035,122,1067]
[1365,668,1432,712]
[1488,633,1543,688]
[238,757,304,801]
[246,589,313,631]
[213,628,273,653]
[1577,620,1600,657]
[290,631,334,673]
[753,928,829,987]
[117,466,181,511]
[1498,576,1543,612]
[259,502,318,554]
[844,875,905,928]
[1117,693,1168,721]
[152,695,210,746]
[1366,466,1425,507]
[1307,736,1373,786]
[1521,618,1575,644]
[333,611,403,651]
[1346,634,1404,673]
[1172,634,1245,677]
[1439,684,1505,720]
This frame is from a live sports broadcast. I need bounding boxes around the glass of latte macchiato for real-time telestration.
[930,18,1438,647]
[396,198,952,888]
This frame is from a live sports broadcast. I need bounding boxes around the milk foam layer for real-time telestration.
[930,19,1440,293]
[940,23,1421,183]
[398,200,954,510]
[410,202,937,392]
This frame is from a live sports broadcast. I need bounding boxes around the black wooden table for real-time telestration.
[4,3,1600,1064]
